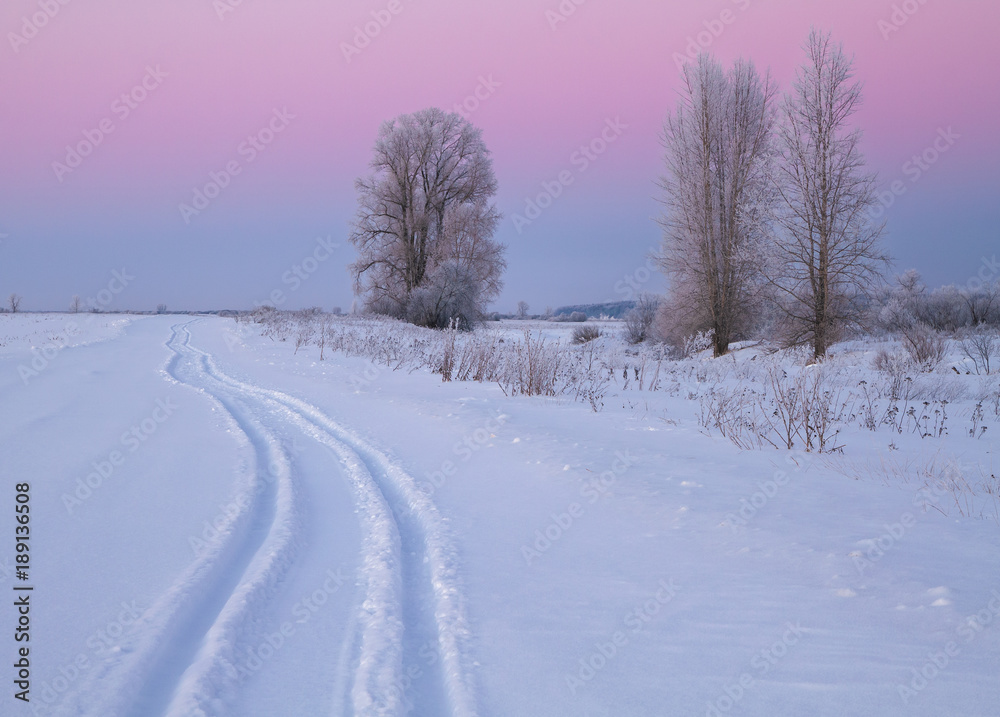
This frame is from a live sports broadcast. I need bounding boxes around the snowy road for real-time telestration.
[49,320,478,716]
[2,315,1000,716]
[163,320,478,716]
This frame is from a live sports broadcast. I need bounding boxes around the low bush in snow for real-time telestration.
[571,325,602,344]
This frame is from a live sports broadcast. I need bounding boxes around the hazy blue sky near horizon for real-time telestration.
[1,0,998,313]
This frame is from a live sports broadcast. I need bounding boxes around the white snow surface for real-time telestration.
[1,315,999,716]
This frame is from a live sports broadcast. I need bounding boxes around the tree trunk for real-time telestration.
[713,326,730,357]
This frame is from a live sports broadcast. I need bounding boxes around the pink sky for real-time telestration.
[1,0,998,310]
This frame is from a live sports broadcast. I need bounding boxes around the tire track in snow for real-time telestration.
[53,322,302,717]
[157,323,304,716]
[177,327,406,716]
[185,324,479,716]
[53,319,476,716]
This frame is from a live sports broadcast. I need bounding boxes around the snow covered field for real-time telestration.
[0,313,137,352]
[2,313,999,716]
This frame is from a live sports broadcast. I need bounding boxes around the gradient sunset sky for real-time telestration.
[1,0,998,312]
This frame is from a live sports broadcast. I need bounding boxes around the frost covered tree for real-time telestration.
[874,269,1000,334]
[770,30,888,358]
[349,107,505,329]
[658,53,777,357]
[624,294,659,344]
[962,281,1000,327]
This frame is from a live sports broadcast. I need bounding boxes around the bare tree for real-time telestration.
[9,293,22,313]
[70,295,82,313]
[770,30,889,358]
[658,53,777,357]
[517,301,529,319]
[349,108,504,328]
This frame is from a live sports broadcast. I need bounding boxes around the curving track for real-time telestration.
[54,320,477,717]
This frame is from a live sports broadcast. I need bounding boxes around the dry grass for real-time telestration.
[828,452,1000,523]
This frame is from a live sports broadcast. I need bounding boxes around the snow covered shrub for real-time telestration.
[871,270,998,335]
[405,288,442,328]
[876,296,917,335]
[453,330,503,382]
[682,330,715,358]
[561,341,612,411]
[921,285,969,332]
[756,365,845,453]
[962,282,1000,327]
[499,331,562,397]
[698,385,766,450]
[623,295,659,344]
[568,311,588,322]
[900,325,947,372]
[872,348,906,374]
[960,326,999,375]
[435,322,458,381]
[571,325,602,344]
[293,316,315,354]
[253,306,292,342]
[870,349,914,400]
[797,372,847,453]
[696,363,846,453]
[366,294,404,319]
[406,261,481,331]
[314,314,333,360]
